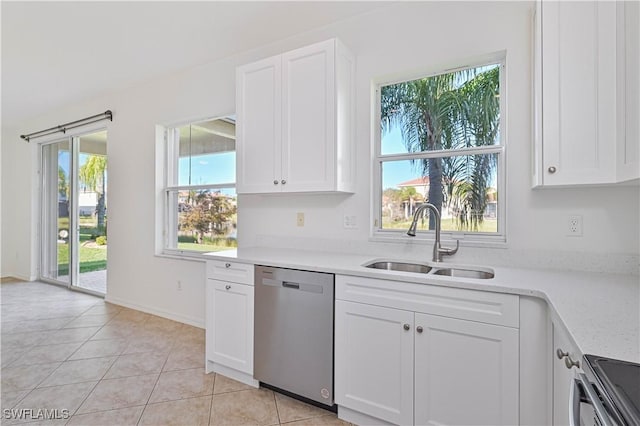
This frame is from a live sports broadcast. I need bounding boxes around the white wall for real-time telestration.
[2,2,638,326]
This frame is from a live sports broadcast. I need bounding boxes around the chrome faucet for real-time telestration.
[407,203,459,262]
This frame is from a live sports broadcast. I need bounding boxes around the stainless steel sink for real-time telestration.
[364,261,432,274]
[431,267,494,279]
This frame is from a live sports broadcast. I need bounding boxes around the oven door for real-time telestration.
[570,373,619,426]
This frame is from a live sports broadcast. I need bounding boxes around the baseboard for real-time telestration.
[105,295,204,329]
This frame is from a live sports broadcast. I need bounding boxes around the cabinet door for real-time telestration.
[236,56,282,193]
[335,300,414,426]
[540,1,617,185]
[552,324,580,426]
[210,280,254,375]
[414,313,519,426]
[281,40,336,192]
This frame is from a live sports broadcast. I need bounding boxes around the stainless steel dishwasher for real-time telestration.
[254,265,335,407]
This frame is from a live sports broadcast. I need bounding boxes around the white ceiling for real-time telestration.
[1,1,386,128]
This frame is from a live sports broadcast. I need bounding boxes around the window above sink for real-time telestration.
[371,53,507,246]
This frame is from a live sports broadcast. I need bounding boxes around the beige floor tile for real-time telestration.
[280,414,350,425]
[1,317,75,334]
[143,316,183,332]
[112,309,150,323]
[213,374,254,394]
[1,347,29,368]
[1,390,29,410]
[11,381,97,423]
[210,388,279,426]
[41,326,101,344]
[76,374,159,414]
[67,405,144,426]
[80,303,122,316]
[149,368,214,403]
[89,323,142,341]
[63,314,112,328]
[38,356,116,387]
[9,342,83,367]
[275,393,330,424]
[140,395,212,426]
[163,343,205,371]
[0,362,61,392]
[174,325,205,345]
[103,351,168,379]
[1,331,50,347]
[68,338,128,360]
[121,335,175,355]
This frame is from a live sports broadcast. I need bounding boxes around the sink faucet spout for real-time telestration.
[407,203,459,262]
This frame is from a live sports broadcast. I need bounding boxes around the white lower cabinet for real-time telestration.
[205,260,257,387]
[335,275,519,426]
[414,313,519,426]
[208,280,254,373]
[552,323,582,426]
[335,301,415,425]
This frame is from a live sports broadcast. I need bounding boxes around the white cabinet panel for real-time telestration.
[534,1,638,186]
[282,42,335,192]
[236,56,282,193]
[414,313,519,426]
[236,38,354,194]
[335,300,414,426]
[209,279,254,375]
[552,323,581,426]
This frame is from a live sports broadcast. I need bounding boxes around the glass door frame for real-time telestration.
[38,126,107,297]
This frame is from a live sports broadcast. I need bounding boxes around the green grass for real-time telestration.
[177,242,237,252]
[57,243,107,274]
[383,218,498,233]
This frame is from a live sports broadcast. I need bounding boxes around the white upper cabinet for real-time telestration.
[236,39,355,194]
[533,1,639,187]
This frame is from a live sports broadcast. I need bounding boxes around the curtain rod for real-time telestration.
[20,110,113,142]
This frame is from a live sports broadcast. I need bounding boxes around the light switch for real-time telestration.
[297,212,305,227]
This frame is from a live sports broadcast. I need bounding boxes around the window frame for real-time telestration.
[371,55,507,247]
[160,115,238,258]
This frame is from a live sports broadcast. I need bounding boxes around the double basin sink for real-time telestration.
[364,260,494,279]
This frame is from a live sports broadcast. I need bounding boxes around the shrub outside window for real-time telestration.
[374,59,505,241]
[164,116,238,254]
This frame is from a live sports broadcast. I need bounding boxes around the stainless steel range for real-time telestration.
[573,355,640,425]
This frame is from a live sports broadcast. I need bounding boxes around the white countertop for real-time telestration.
[204,247,640,363]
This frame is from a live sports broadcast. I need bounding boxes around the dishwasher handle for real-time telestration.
[260,277,323,294]
[282,281,300,289]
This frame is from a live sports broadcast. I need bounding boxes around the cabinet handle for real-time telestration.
[416,326,423,333]
[225,263,231,268]
[548,166,557,174]
[556,348,569,359]
[273,180,279,185]
[565,355,580,369]
[225,285,231,290]
[281,179,287,185]
[403,324,410,331]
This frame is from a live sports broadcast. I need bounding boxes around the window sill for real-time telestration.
[155,250,211,262]
[370,231,507,249]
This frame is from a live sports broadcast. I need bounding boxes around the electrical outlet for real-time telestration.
[344,215,357,229]
[567,215,583,237]
[296,212,305,227]
[177,280,182,291]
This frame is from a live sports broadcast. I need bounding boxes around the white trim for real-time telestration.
[371,54,507,243]
[105,295,204,328]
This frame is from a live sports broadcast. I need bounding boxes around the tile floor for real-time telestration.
[1,280,350,425]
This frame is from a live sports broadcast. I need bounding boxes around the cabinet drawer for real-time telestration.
[336,275,519,328]
[207,260,254,285]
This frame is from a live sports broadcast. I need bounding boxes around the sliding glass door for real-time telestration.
[40,130,107,295]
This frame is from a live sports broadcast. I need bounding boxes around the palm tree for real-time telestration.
[381,65,500,231]
[79,155,107,230]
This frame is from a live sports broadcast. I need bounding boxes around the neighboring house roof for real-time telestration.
[397,177,430,187]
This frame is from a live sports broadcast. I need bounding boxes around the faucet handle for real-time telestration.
[440,239,460,256]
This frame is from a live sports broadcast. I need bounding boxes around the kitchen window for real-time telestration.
[163,116,238,254]
[373,58,505,243]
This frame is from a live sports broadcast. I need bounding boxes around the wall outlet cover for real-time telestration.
[567,215,583,237]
